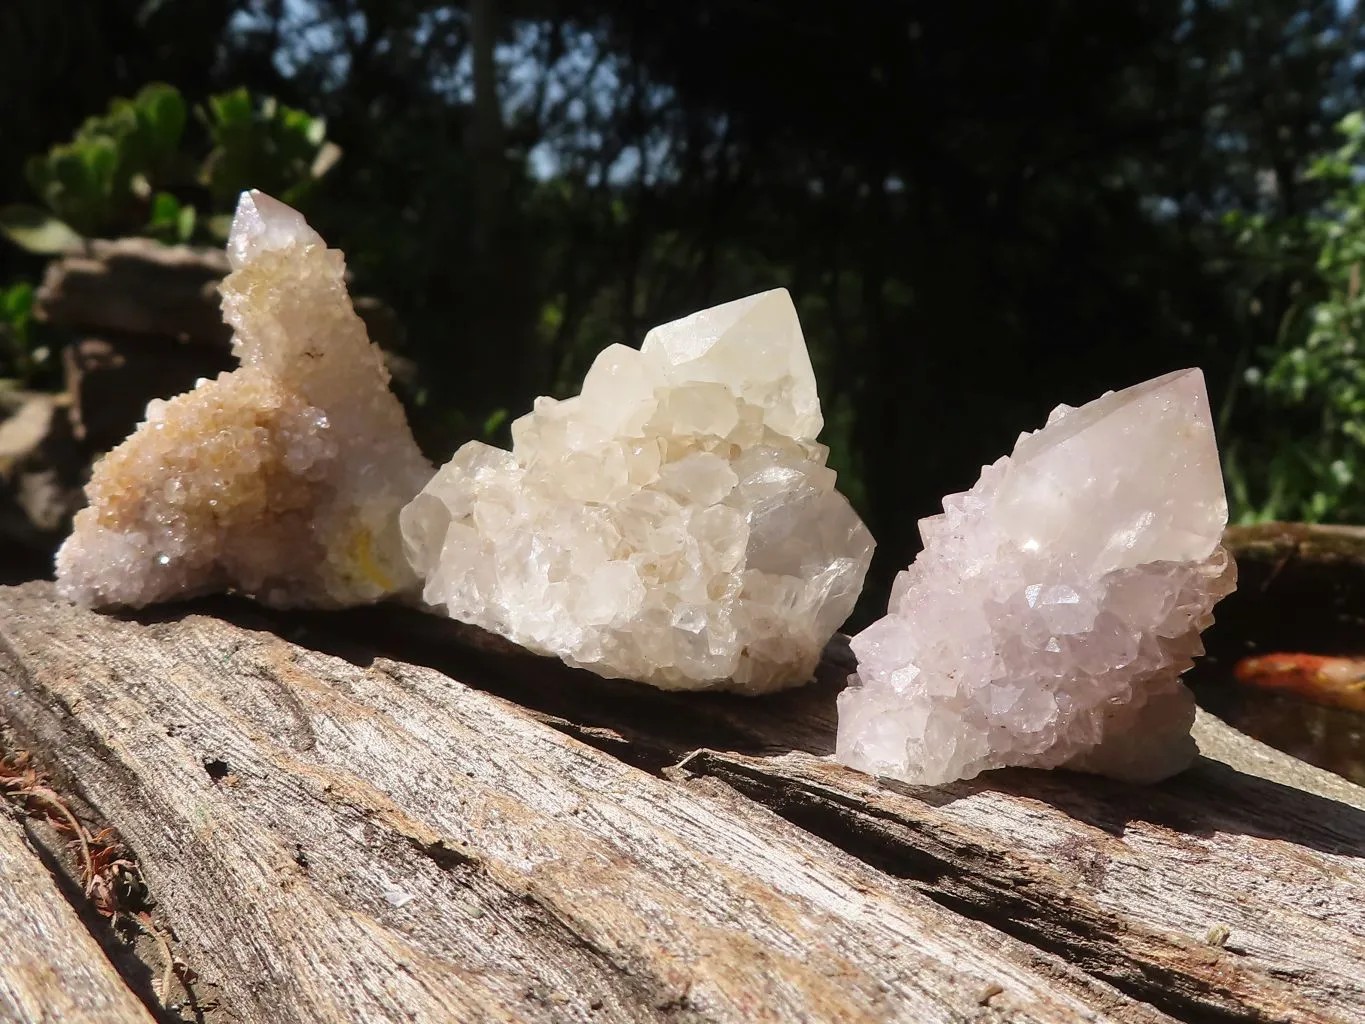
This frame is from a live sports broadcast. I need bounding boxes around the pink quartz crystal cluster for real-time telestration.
[835,369,1236,785]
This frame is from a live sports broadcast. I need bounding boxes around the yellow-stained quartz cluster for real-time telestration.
[55,191,432,609]
[401,289,874,693]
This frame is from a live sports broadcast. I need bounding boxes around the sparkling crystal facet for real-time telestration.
[402,288,873,692]
[836,368,1236,785]
[55,190,433,609]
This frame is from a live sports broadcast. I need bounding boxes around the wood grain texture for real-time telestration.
[0,580,1362,1024]
[0,808,157,1024]
[1208,522,1365,657]
[358,600,1365,1024]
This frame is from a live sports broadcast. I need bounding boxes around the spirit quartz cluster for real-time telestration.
[55,191,432,609]
[401,288,874,692]
[836,369,1236,785]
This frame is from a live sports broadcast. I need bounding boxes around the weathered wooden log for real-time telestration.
[0,580,1362,1023]
[1218,522,1365,655]
[0,809,156,1024]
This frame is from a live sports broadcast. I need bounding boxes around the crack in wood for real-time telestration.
[676,749,1359,1024]
[0,743,214,1024]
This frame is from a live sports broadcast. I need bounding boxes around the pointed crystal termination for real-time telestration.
[401,288,874,692]
[55,190,434,610]
[836,368,1236,786]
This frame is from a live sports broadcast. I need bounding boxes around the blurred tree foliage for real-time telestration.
[1225,112,1365,522]
[3,0,1364,606]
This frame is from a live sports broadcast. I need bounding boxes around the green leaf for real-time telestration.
[148,190,181,228]
[482,408,509,438]
[539,300,564,336]
[0,205,84,253]
[49,147,94,197]
[176,203,196,243]
[0,282,34,323]
[135,83,186,159]
[304,115,327,147]
[208,88,253,132]
[80,137,120,199]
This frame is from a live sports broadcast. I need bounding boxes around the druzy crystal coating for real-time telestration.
[55,191,433,609]
[836,369,1236,785]
[401,288,874,692]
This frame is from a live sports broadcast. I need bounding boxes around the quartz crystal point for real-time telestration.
[401,288,874,692]
[55,190,433,609]
[836,368,1236,785]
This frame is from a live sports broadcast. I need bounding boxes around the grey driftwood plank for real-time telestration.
[680,728,1365,1024]
[488,642,1365,1023]
[0,581,1170,1024]
[300,593,1365,1024]
[0,808,157,1024]
[0,580,1362,1023]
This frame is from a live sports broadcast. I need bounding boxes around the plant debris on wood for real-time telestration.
[0,751,209,1015]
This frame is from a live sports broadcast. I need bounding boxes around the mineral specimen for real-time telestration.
[836,368,1235,785]
[401,288,874,692]
[55,190,433,609]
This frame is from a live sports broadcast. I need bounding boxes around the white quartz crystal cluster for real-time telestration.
[401,289,873,692]
[836,368,1236,785]
[55,191,433,609]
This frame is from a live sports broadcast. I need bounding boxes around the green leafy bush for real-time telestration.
[200,89,341,210]
[24,83,187,237]
[1226,112,1365,523]
[0,83,339,254]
